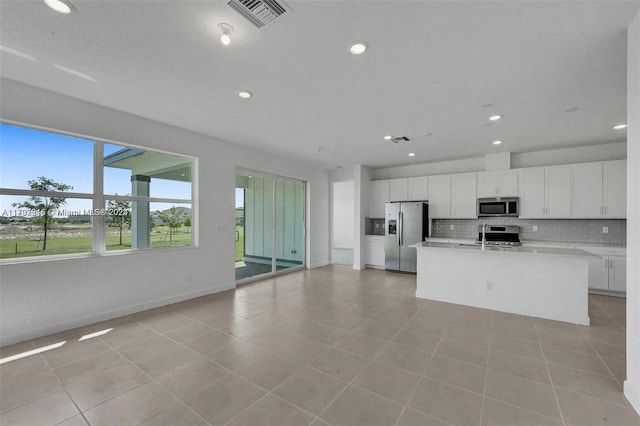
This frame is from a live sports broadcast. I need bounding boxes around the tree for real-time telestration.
[157,206,184,241]
[12,177,72,251]
[107,198,131,246]
[183,216,191,231]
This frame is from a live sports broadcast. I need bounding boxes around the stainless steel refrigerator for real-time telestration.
[385,201,429,273]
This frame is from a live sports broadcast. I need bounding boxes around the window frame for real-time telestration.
[0,120,198,263]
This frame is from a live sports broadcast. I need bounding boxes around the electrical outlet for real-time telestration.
[532,225,538,232]
[485,280,492,290]
[450,224,454,230]
[602,227,609,234]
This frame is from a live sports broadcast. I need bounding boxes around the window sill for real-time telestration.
[0,244,197,265]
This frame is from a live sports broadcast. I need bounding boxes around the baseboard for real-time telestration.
[0,281,236,347]
[352,264,364,270]
[309,261,329,269]
[415,290,590,326]
[625,380,640,415]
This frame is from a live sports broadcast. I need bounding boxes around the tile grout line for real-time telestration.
[477,310,495,426]
[310,291,424,426]
[578,309,627,389]
[533,319,568,426]
[393,303,461,426]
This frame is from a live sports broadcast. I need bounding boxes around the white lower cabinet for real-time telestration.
[586,252,626,293]
[365,236,385,268]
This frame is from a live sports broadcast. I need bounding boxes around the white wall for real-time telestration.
[0,79,330,346]
[625,10,640,415]
[353,165,371,270]
[371,142,626,180]
[332,181,354,249]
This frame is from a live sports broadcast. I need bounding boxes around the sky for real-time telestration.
[0,124,192,216]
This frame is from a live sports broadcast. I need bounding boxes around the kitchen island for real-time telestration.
[411,241,598,325]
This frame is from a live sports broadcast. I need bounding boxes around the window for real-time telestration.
[0,123,195,260]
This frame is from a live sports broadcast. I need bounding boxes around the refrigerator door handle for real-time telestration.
[398,211,403,246]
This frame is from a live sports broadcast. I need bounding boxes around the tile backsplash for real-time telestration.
[432,218,626,245]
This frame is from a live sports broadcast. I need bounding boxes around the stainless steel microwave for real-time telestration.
[477,197,519,217]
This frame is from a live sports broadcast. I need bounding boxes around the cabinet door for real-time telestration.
[365,237,385,267]
[573,162,603,218]
[428,175,451,218]
[588,257,609,290]
[603,160,626,218]
[407,176,428,201]
[369,180,389,218]
[609,256,627,292]
[476,171,499,198]
[518,167,546,218]
[451,173,477,218]
[498,169,519,196]
[389,178,408,202]
[545,165,572,218]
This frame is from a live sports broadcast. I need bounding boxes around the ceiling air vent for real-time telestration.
[390,136,411,144]
[228,0,287,28]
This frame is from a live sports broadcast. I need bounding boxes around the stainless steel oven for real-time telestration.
[477,197,519,217]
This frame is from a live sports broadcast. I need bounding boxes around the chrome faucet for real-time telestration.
[481,223,487,250]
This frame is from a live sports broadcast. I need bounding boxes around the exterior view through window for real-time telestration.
[0,123,194,259]
[235,171,305,281]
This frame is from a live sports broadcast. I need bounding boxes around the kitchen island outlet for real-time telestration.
[410,242,597,325]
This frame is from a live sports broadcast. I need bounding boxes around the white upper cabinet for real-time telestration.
[389,178,409,202]
[477,170,518,198]
[572,162,603,218]
[407,176,429,201]
[451,172,477,218]
[544,165,572,218]
[428,174,451,218]
[603,160,626,218]
[369,180,389,218]
[572,160,626,219]
[518,167,546,218]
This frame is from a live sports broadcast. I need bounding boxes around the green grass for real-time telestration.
[0,225,192,259]
[236,225,244,262]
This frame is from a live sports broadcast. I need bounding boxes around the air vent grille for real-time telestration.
[391,136,411,144]
[228,0,287,28]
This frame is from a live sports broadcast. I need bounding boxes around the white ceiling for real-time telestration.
[0,1,638,169]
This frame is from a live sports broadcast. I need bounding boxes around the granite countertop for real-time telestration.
[411,241,599,258]
[424,238,626,250]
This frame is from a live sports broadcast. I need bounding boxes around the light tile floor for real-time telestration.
[0,265,638,426]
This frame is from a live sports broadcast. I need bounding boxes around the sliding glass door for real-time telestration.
[235,171,305,281]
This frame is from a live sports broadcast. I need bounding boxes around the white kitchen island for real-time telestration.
[411,242,598,325]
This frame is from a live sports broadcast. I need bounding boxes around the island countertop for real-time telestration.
[410,241,598,258]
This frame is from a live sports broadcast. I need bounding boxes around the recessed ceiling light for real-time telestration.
[492,140,503,145]
[408,152,416,157]
[613,124,627,130]
[383,135,393,140]
[238,91,252,99]
[489,115,502,121]
[43,0,74,14]
[349,42,368,55]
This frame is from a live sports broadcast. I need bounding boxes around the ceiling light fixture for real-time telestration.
[489,115,502,121]
[613,124,627,130]
[218,23,234,46]
[408,153,416,157]
[43,0,74,14]
[492,140,503,145]
[238,91,252,99]
[349,42,368,55]
[383,135,393,140]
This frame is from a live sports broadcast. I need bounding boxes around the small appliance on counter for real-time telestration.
[475,225,521,247]
[477,197,519,217]
[385,201,430,273]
